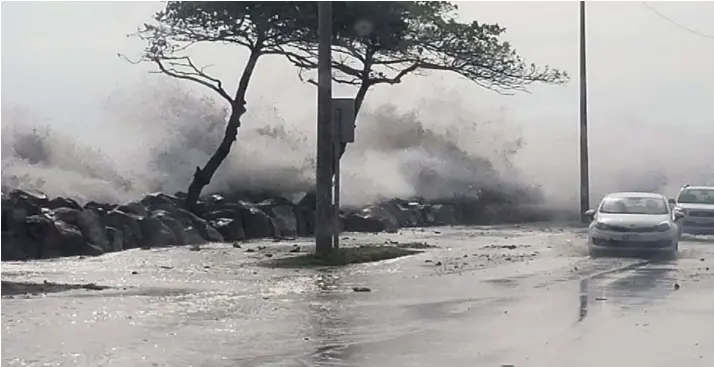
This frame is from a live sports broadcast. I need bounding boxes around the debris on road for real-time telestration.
[483,244,531,250]
[353,287,372,292]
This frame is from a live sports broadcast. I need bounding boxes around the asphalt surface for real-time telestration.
[3,224,714,367]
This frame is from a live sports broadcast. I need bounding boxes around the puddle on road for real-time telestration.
[577,259,679,321]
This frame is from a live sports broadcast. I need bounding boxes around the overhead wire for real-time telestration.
[641,1,714,39]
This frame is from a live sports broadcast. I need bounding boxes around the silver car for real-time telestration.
[585,192,685,258]
[672,185,714,235]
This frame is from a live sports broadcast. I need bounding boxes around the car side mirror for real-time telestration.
[584,209,595,221]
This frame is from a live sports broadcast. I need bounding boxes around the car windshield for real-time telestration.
[599,196,669,215]
[677,188,714,205]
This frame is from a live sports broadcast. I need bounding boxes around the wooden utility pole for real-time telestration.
[579,1,591,223]
[315,1,334,257]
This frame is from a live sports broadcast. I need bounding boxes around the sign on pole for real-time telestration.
[332,98,356,143]
[330,98,356,249]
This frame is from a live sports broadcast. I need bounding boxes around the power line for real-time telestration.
[641,1,714,39]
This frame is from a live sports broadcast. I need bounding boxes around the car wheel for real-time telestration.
[665,250,678,261]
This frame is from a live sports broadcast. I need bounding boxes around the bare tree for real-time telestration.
[284,1,568,157]
[126,2,314,212]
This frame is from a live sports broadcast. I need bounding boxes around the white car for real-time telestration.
[585,192,685,258]
[671,185,714,235]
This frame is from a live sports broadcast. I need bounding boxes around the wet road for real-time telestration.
[3,224,714,367]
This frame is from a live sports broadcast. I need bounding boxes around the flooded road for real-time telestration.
[3,224,714,367]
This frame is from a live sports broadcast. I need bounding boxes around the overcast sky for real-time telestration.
[2,1,714,200]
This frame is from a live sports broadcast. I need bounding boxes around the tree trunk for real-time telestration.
[184,108,245,213]
[354,81,370,115]
[183,50,262,213]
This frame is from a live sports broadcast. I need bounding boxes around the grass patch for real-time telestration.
[262,246,422,268]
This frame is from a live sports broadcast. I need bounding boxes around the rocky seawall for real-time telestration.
[1,189,558,261]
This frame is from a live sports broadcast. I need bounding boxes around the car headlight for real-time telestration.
[594,221,612,230]
[655,222,671,232]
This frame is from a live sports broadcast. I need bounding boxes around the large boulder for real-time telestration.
[258,197,297,238]
[140,192,182,212]
[204,200,274,239]
[105,226,125,252]
[172,209,224,244]
[24,215,63,258]
[50,208,111,252]
[116,201,148,217]
[343,205,399,233]
[295,192,316,236]
[430,204,458,225]
[7,215,98,259]
[238,203,275,239]
[201,194,296,239]
[54,220,102,256]
[208,218,246,242]
[204,208,246,241]
[104,210,142,250]
[2,189,46,233]
[150,210,187,247]
[1,231,28,261]
[201,193,230,215]
[47,197,82,210]
[1,194,11,232]
[77,209,111,251]
[138,215,178,248]
[379,199,426,228]
[84,201,116,213]
[8,189,49,209]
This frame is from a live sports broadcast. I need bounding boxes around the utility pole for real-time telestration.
[579,1,591,223]
[332,108,341,250]
[315,1,334,257]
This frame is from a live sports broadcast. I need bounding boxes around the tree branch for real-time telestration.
[370,62,419,85]
[152,56,233,104]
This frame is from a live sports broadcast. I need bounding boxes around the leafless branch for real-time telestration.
[153,56,233,103]
[370,63,419,85]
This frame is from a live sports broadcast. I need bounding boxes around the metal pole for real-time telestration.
[333,110,342,250]
[315,1,334,257]
[579,1,590,223]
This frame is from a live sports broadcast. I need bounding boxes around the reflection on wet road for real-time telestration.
[3,226,714,367]
[578,259,675,322]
